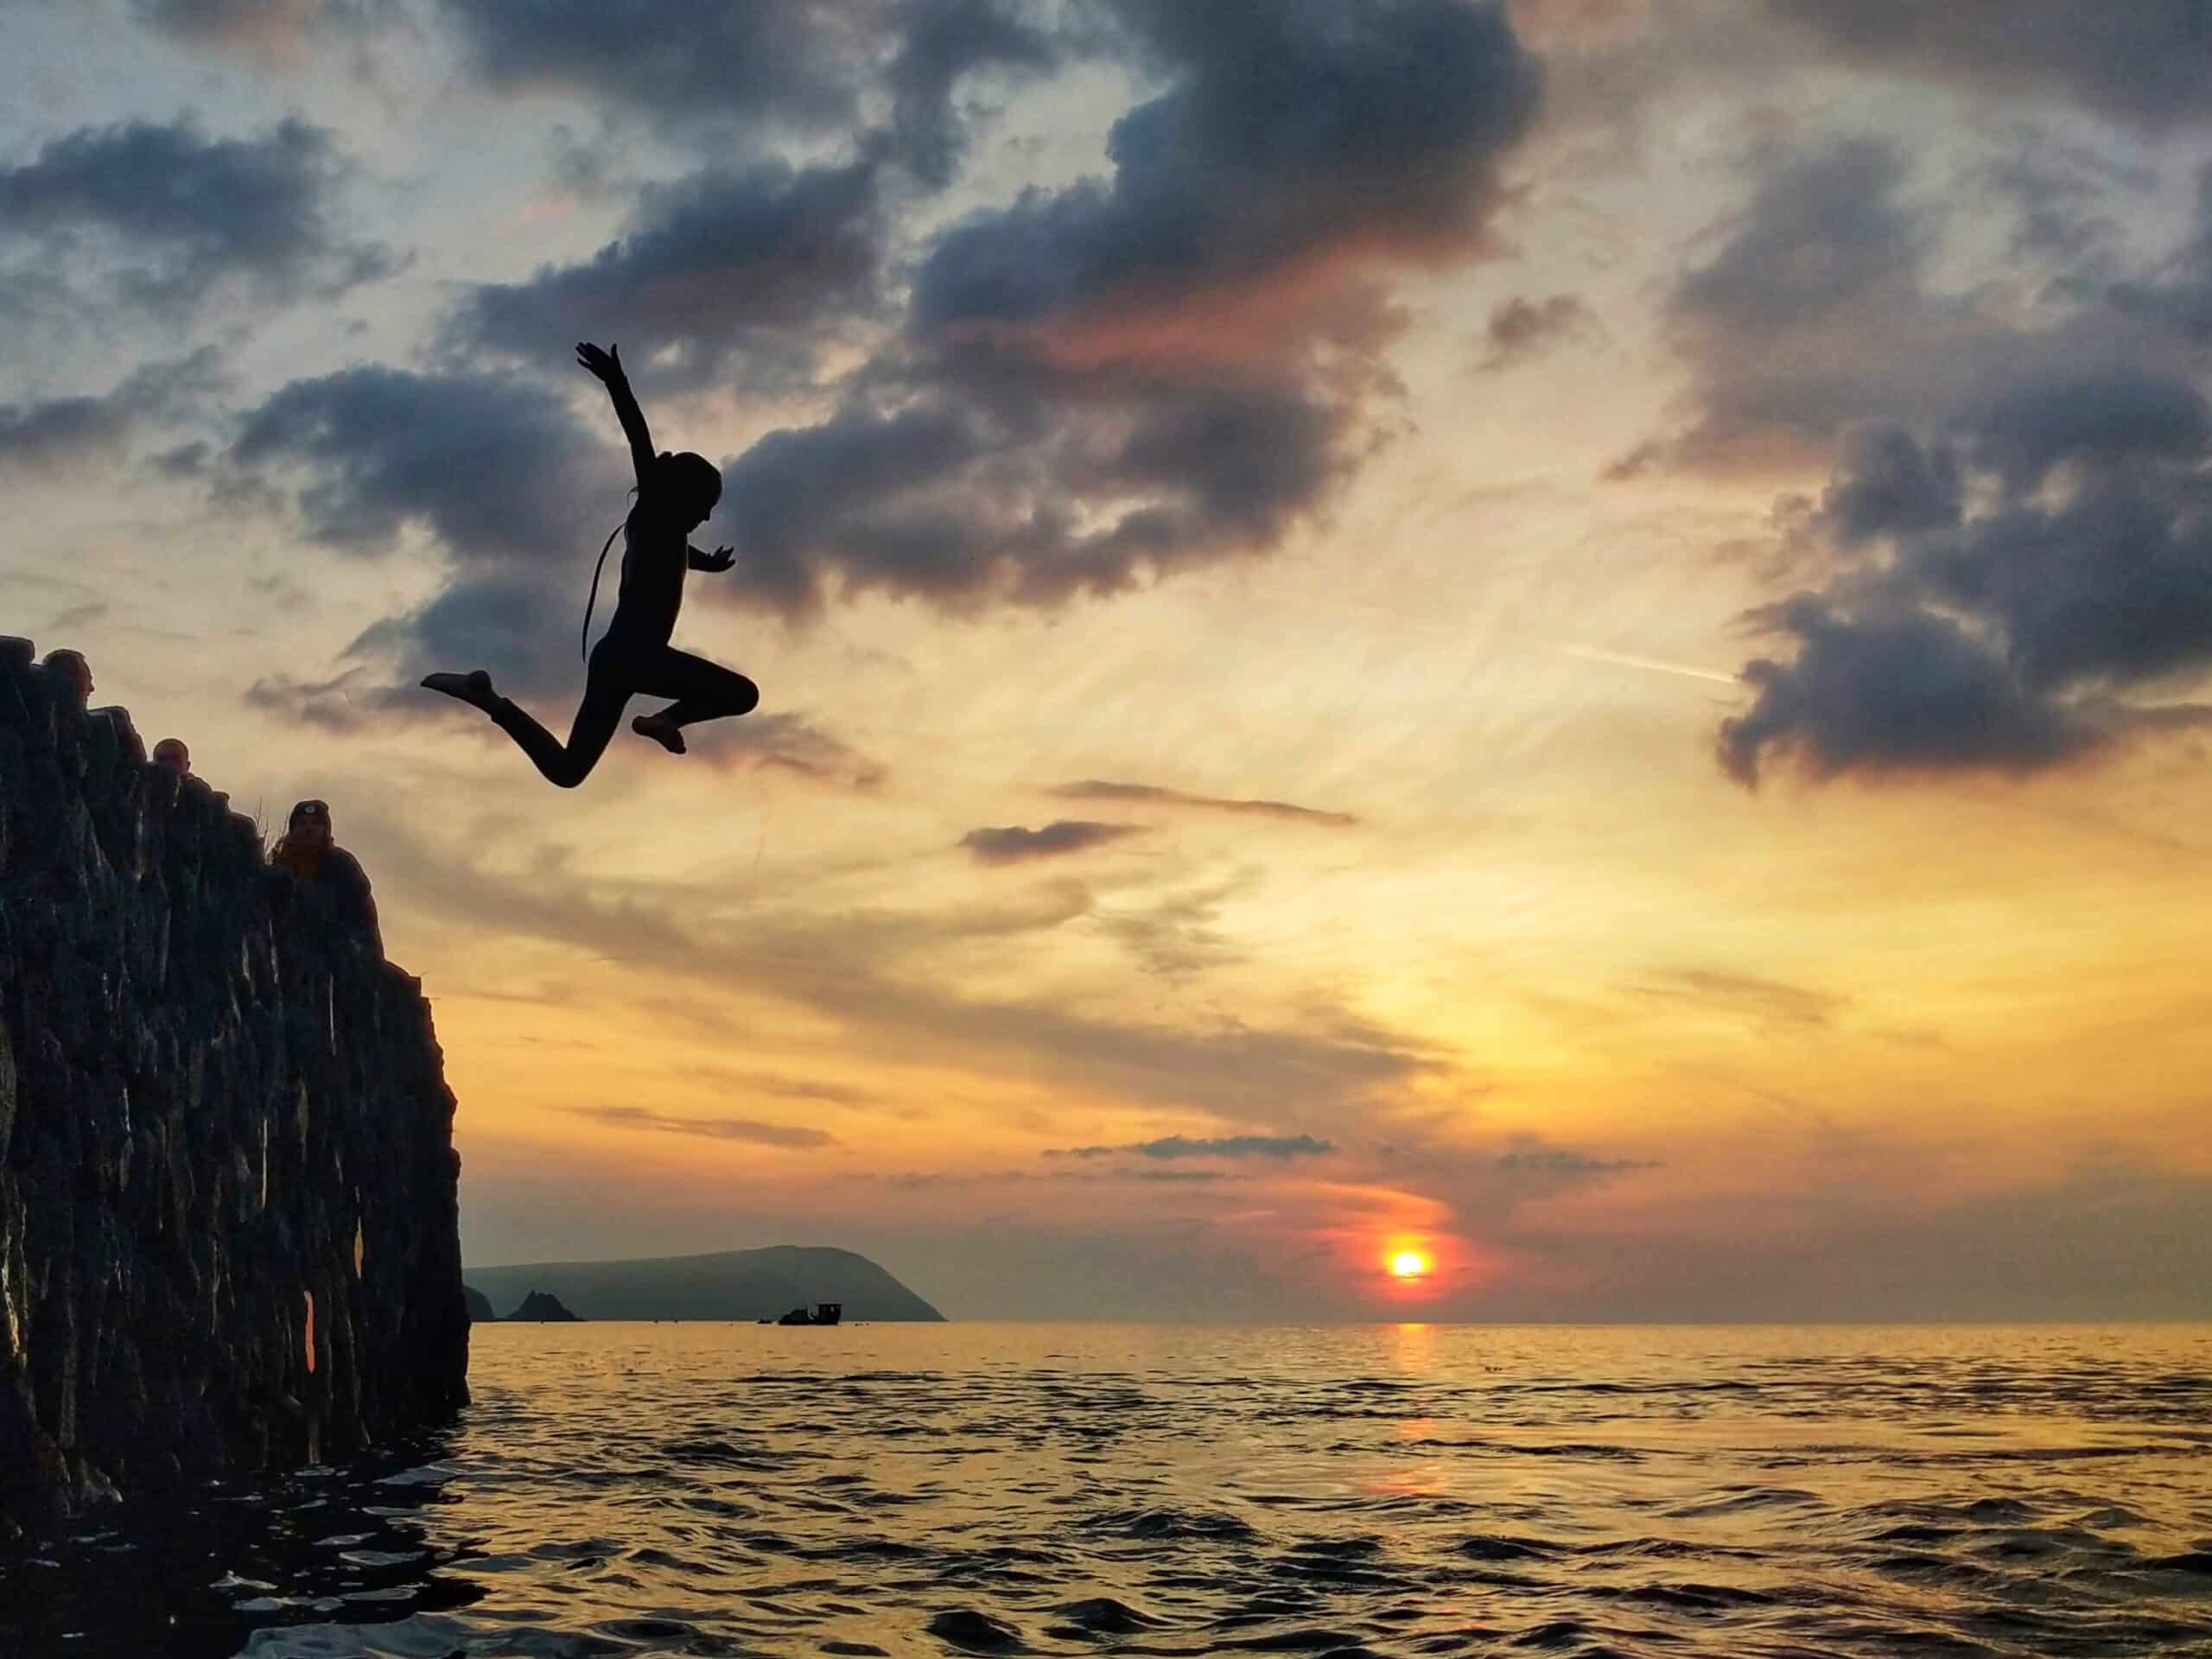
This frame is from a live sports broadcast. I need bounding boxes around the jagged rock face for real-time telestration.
[0,639,469,1541]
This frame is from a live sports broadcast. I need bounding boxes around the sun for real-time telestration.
[1389,1249,1429,1280]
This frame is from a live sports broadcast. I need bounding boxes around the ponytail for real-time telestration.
[580,518,625,661]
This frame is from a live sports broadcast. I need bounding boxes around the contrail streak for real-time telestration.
[1552,642,1739,684]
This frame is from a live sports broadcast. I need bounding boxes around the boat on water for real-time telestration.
[774,1302,842,1326]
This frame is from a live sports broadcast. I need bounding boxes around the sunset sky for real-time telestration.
[5,0,2210,1319]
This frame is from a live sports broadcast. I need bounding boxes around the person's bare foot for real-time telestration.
[421,670,498,712]
[632,712,687,754]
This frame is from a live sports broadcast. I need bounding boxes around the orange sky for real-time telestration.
[4,0,2210,1318]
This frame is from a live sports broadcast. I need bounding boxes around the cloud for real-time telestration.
[0,117,393,315]
[1048,1134,1337,1160]
[716,366,1357,620]
[431,0,866,130]
[1049,779,1357,826]
[1628,967,1847,1028]
[1764,0,2212,131]
[253,3,1542,641]
[1718,371,2212,785]
[232,365,623,563]
[1616,136,2212,787]
[1621,137,1942,473]
[1473,293,1601,371]
[1629,135,2203,480]
[354,812,1440,1130]
[245,633,884,791]
[917,0,1538,336]
[709,0,1541,620]
[566,1104,836,1150]
[680,1066,880,1111]
[226,365,638,702]
[2112,164,2212,346]
[683,711,887,791]
[880,0,1063,187]
[242,664,412,732]
[0,348,226,476]
[444,158,891,394]
[225,362,861,723]
[429,0,1056,177]
[1491,1145,1658,1175]
[127,0,396,54]
[1098,879,1242,984]
[961,819,1145,864]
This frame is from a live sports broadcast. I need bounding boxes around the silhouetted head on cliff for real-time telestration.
[281,798,333,855]
[41,648,91,709]
[270,800,384,955]
[152,738,191,779]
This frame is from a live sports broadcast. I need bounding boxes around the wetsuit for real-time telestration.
[487,505,758,787]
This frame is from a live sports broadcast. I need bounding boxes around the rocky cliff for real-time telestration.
[0,639,469,1541]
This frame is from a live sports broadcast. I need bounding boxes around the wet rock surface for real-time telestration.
[0,639,468,1541]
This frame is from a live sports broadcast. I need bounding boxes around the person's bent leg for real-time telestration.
[643,648,760,728]
[632,648,756,756]
[489,671,628,788]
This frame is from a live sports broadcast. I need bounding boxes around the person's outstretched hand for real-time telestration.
[576,340,624,382]
[698,545,736,573]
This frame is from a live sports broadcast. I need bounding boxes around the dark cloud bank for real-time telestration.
[1637,129,2212,787]
[0,116,391,315]
[224,0,1544,725]
[1764,0,2212,132]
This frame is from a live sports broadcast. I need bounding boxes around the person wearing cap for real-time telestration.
[269,798,383,955]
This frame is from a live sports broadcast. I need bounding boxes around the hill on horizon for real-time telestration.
[463,1245,945,1323]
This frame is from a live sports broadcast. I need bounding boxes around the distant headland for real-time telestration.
[502,1290,583,1323]
[464,1245,945,1322]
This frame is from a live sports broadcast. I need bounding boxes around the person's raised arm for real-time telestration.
[575,340,655,486]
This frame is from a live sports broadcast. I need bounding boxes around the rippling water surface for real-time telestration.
[7,1322,2212,1656]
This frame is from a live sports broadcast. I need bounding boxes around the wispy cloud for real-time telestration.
[567,1105,837,1149]
[1629,968,1847,1029]
[1047,1135,1338,1161]
[1050,779,1357,828]
[1473,293,1603,371]
[961,820,1144,864]
[1493,1147,1659,1175]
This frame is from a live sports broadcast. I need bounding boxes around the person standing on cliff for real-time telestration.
[153,737,193,779]
[270,799,384,956]
[42,648,92,709]
[419,340,759,785]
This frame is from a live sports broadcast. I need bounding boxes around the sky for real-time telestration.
[3,0,2211,1321]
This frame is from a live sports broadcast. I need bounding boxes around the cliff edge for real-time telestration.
[0,639,469,1541]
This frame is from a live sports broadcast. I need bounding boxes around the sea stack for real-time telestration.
[0,639,470,1541]
[503,1290,582,1322]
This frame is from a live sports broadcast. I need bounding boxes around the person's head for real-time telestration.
[650,449,721,531]
[286,798,333,849]
[152,738,191,779]
[42,649,92,705]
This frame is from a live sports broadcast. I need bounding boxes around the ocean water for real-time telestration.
[5,1322,2211,1657]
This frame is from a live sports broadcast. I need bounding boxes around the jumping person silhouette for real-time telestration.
[421,341,758,785]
